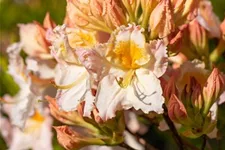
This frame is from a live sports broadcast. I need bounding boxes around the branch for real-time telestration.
[201,134,207,150]
[163,104,184,150]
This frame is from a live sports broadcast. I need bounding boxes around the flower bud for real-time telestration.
[197,0,221,38]
[19,13,56,59]
[66,0,126,33]
[140,0,159,28]
[166,26,185,53]
[221,18,225,40]
[168,94,191,125]
[43,12,56,30]
[171,0,199,25]
[189,19,209,57]
[191,80,203,113]
[163,76,178,103]
[103,0,127,29]
[47,95,125,148]
[203,68,225,115]
[54,126,105,150]
[46,96,88,126]
[149,0,175,39]
[209,18,225,62]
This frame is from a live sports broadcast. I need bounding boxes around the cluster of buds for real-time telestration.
[165,64,225,137]
[66,0,200,39]
[1,0,225,149]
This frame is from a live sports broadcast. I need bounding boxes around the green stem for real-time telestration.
[210,39,225,63]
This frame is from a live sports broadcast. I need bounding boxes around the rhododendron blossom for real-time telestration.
[76,24,167,120]
[1,0,225,149]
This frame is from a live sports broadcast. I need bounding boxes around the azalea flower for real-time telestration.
[76,24,168,121]
[6,43,38,128]
[5,42,55,129]
[47,25,99,117]
[0,99,53,150]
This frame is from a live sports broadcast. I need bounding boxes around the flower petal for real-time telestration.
[147,40,168,78]
[126,68,164,114]
[75,47,109,82]
[95,74,127,121]
[55,65,94,117]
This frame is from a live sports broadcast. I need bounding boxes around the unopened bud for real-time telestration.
[54,126,105,150]
[191,80,203,113]
[172,0,199,25]
[189,19,208,57]
[168,94,191,125]
[203,68,225,115]
[163,76,178,103]
[149,0,175,39]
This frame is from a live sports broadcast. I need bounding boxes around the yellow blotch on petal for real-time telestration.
[68,30,97,48]
[24,110,45,134]
[116,70,135,88]
[113,40,149,69]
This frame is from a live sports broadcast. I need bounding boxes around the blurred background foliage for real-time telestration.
[0,0,224,149]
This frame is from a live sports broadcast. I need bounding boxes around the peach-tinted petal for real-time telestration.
[43,12,56,30]
[75,48,110,82]
[19,23,50,58]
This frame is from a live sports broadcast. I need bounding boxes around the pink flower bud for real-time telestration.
[103,0,127,29]
[46,96,86,126]
[66,0,126,32]
[54,126,105,150]
[19,13,56,59]
[191,79,203,112]
[168,94,189,124]
[189,19,208,57]
[197,0,221,38]
[163,76,178,103]
[203,68,225,115]
[220,18,225,39]
[149,0,175,39]
[172,0,199,25]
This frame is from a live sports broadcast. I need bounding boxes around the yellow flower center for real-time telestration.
[113,40,150,69]
[24,110,45,134]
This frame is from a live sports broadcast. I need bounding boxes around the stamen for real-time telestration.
[51,72,87,89]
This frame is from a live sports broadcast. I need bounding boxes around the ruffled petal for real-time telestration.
[54,65,94,117]
[125,68,164,114]
[75,48,109,82]
[147,40,168,78]
[95,74,127,121]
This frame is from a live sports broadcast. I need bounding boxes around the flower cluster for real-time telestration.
[1,0,225,150]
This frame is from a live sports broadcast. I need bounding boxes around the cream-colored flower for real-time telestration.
[76,24,168,121]
[47,25,97,117]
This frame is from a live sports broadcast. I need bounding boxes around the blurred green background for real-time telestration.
[0,0,224,149]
